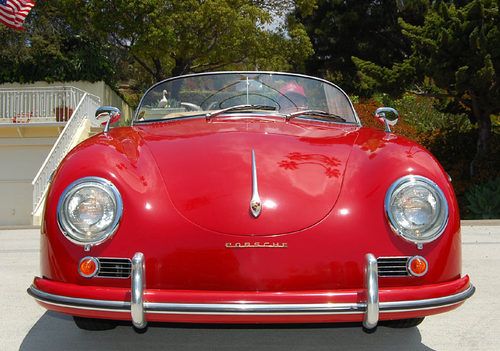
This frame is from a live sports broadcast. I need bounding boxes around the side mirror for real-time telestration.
[96,106,121,133]
[374,107,399,132]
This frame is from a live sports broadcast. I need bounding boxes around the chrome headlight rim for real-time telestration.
[385,175,449,245]
[57,176,123,246]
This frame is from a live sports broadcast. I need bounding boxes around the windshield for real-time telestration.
[135,72,358,124]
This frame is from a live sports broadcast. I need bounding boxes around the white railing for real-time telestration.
[0,86,87,123]
[32,92,101,215]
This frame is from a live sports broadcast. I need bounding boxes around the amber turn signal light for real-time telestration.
[78,257,99,278]
[408,256,428,277]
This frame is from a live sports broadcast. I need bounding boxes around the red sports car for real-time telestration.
[28,71,474,331]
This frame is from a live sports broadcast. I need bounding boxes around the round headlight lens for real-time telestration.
[57,177,122,245]
[385,176,448,244]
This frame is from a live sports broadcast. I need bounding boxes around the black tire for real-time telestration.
[73,316,117,331]
[362,325,378,334]
[382,317,425,328]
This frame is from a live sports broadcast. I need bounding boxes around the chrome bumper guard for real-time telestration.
[28,252,475,330]
[363,253,379,329]
[131,252,146,329]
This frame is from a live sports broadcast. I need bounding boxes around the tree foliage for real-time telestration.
[58,0,315,86]
[298,0,428,93]
[0,1,114,83]
[355,0,499,155]
[1,0,315,87]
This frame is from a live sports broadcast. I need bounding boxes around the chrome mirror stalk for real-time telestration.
[96,106,122,133]
[374,107,399,132]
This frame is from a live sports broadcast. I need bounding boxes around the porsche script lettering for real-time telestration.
[225,242,288,249]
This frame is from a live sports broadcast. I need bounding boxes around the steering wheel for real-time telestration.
[180,102,202,111]
[216,93,280,110]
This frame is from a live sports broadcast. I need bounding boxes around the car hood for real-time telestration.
[137,118,358,235]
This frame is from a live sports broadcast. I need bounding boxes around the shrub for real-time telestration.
[372,93,394,107]
[465,178,500,219]
[393,93,472,134]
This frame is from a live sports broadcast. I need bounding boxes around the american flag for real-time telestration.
[0,0,35,30]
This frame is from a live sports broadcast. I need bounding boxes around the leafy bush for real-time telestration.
[393,93,472,134]
[465,178,500,219]
[349,95,360,104]
[372,93,394,107]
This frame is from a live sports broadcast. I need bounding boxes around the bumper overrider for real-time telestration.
[28,253,475,330]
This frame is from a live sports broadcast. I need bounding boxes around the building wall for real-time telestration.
[0,137,56,226]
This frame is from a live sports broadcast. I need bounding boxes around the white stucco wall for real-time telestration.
[0,137,55,226]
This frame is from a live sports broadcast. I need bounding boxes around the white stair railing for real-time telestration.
[32,92,101,217]
[0,86,87,123]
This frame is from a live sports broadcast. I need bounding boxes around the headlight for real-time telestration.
[385,175,448,245]
[57,177,123,246]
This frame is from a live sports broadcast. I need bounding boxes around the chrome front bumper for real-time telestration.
[28,252,475,330]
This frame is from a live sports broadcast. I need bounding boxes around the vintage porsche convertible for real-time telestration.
[28,71,474,331]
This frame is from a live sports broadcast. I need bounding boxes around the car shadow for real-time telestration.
[20,312,435,351]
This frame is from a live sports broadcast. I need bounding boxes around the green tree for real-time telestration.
[297,0,428,93]
[2,1,315,87]
[58,0,314,85]
[355,0,499,155]
[0,1,114,83]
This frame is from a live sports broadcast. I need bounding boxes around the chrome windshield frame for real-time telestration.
[132,71,361,126]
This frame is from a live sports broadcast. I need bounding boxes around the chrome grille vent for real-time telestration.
[96,258,132,278]
[377,257,410,277]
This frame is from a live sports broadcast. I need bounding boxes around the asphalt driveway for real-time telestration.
[1,222,498,351]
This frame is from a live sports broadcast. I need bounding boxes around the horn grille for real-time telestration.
[377,256,410,277]
[96,258,132,278]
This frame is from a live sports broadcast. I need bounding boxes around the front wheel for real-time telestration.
[382,317,425,328]
[73,316,117,331]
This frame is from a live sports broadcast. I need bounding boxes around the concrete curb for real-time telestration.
[461,220,500,226]
[0,225,40,230]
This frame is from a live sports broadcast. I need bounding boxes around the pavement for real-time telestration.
[0,222,498,351]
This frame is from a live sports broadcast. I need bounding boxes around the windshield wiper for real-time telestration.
[285,110,346,123]
[206,104,276,121]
